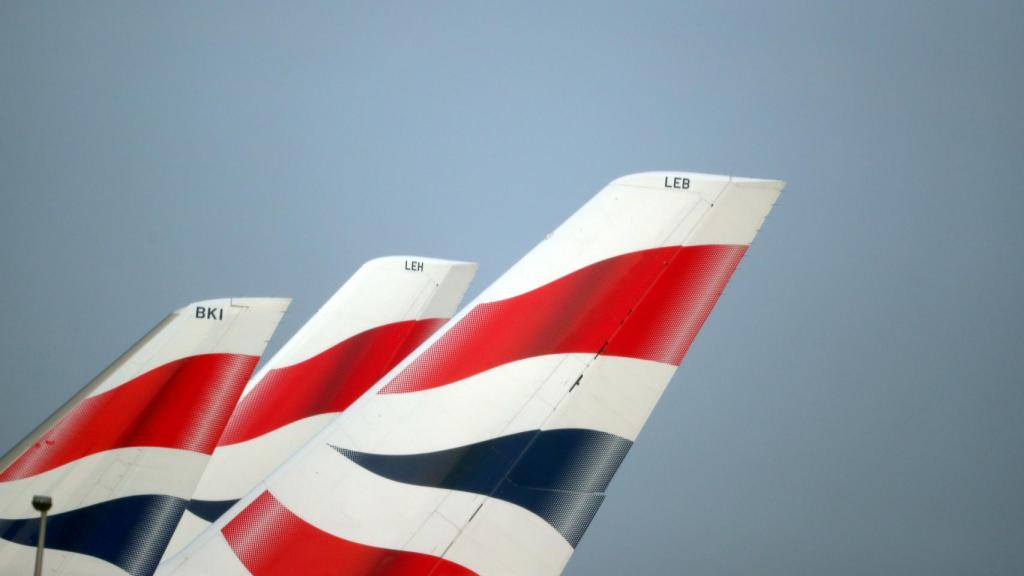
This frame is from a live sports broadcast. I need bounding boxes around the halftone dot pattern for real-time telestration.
[170,353,261,454]
[495,483,605,548]
[221,491,296,571]
[0,494,188,576]
[508,428,633,494]
[381,245,746,395]
[185,497,239,523]
[606,244,746,365]
[113,494,189,576]
[219,318,446,446]
[222,490,478,576]
[0,353,259,481]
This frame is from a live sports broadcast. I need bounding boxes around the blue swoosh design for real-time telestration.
[330,428,633,546]
[185,498,239,523]
[0,494,186,576]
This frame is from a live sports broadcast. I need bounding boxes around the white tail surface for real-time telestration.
[162,257,477,559]
[159,172,783,576]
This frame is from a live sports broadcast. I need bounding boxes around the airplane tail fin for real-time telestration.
[164,257,477,557]
[160,172,782,576]
[0,297,289,576]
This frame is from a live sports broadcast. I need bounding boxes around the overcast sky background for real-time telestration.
[1,2,1022,574]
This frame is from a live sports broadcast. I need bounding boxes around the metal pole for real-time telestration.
[32,495,51,576]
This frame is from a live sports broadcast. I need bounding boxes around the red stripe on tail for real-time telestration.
[382,245,746,395]
[217,318,446,446]
[223,491,476,576]
[0,353,258,482]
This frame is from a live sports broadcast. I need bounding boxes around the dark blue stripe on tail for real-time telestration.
[186,498,239,523]
[0,494,187,576]
[331,428,632,546]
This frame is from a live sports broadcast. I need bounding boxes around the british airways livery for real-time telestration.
[2,171,782,575]
[0,298,290,576]
[164,257,477,559]
[159,171,783,575]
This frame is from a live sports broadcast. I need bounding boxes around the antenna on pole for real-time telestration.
[31,495,51,576]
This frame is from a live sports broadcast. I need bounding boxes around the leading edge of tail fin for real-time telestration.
[160,172,782,576]
[0,297,290,576]
[163,257,477,559]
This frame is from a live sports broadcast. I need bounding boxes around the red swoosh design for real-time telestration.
[223,490,477,576]
[0,353,259,482]
[217,318,446,446]
[382,244,746,395]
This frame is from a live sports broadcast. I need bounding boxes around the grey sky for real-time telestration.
[1,2,1022,574]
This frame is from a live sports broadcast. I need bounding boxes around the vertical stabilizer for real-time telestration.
[163,257,477,558]
[0,297,289,576]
